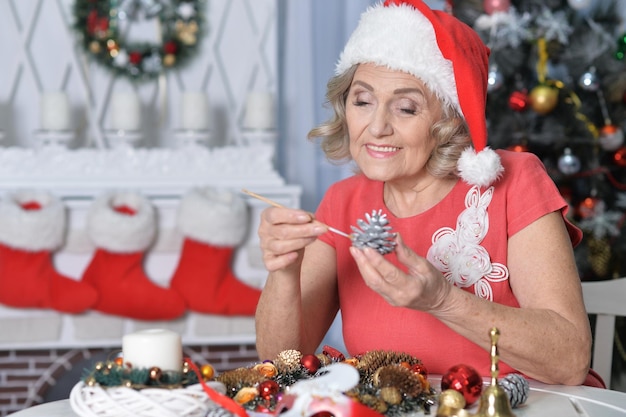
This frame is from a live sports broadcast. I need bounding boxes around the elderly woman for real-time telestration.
[255,0,594,386]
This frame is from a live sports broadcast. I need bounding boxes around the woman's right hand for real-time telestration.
[258,207,328,272]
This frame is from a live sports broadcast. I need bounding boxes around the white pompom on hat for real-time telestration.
[336,0,503,187]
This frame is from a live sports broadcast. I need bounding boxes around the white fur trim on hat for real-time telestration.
[86,192,156,253]
[457,147,504,188]
[0,190,65,251]
[177,187,248,247]
[336,3,460,116]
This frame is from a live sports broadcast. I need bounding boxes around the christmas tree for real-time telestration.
[450,0,626,389]
[451,0,626,281]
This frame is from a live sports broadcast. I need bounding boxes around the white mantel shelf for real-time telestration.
[0,144,285,195]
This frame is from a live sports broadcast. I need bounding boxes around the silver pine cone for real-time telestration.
[351,210,397,255]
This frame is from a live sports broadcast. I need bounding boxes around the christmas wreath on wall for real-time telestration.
[73,0,204,80]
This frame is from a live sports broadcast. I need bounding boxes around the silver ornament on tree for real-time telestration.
[578,67,600,92]
[487,64,504,93]
[579,67,624,151]
[558,148,582,175]
[567,0,592,10]
[351,210,397,255]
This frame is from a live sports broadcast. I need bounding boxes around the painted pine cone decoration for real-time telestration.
[351,210,397,255]
[356,350,421,375]
[216,367,266,395]
[373,365,424,398]
[274,349,303,373]
[500,373,529,408]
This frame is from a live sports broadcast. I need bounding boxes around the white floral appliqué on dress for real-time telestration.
[426,186,509,300]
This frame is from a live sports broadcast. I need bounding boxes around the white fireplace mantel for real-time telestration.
[0,144,301,350]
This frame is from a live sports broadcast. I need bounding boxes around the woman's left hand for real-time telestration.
[349,233,451,312]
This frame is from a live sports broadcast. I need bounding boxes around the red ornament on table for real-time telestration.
[301,353,322,374]
[258,380,280,400]
[411,362,428,377]
[441,364,483,406]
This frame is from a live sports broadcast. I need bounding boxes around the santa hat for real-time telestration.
[336,0,503,187]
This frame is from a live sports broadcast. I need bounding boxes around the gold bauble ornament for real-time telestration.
[200,363,215,380]
[89,40,101,54]
[163,54,176,67]
[529,84,558,115]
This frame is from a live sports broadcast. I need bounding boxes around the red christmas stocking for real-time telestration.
[81,192,185,320]
[0,191,97,313]
[170,187,261,316]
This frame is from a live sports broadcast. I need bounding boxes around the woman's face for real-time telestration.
[346,63,443,184]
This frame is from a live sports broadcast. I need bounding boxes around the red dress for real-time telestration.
[316,150,581,377]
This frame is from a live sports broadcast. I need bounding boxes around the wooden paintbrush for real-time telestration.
[241,189,352,239]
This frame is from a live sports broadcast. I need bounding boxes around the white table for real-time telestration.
[8,380,626,417]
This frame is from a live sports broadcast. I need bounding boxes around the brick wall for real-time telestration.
[0,344,259,417]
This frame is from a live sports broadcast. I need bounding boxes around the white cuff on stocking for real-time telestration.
[0,190,65,251]
[177,187,248,247]
[87,192,156,253]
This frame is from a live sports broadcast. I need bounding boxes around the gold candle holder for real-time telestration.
[474,327,515,417]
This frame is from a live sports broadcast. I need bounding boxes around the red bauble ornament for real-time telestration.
[311,413,334,417]
[613,147,626,167]
[301,354,322,374]
[577,197,600,219]
[599,124,625,151]
[508,90,528,112]
[129,51,143,65]
[507,144,529,152]
[258,380,280,400]
[411,363,428,377]
[441,364,483,406]
[163,41,178,55]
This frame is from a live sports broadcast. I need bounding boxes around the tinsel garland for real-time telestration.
[72,0,204,81]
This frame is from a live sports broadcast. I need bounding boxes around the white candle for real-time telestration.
[244,91,275,130]
[181,91,210,130]
[110,91,141,131]
[122,328,182,372]
[40,91,71,131]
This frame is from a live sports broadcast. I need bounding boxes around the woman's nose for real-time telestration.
[367,108,393,137]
